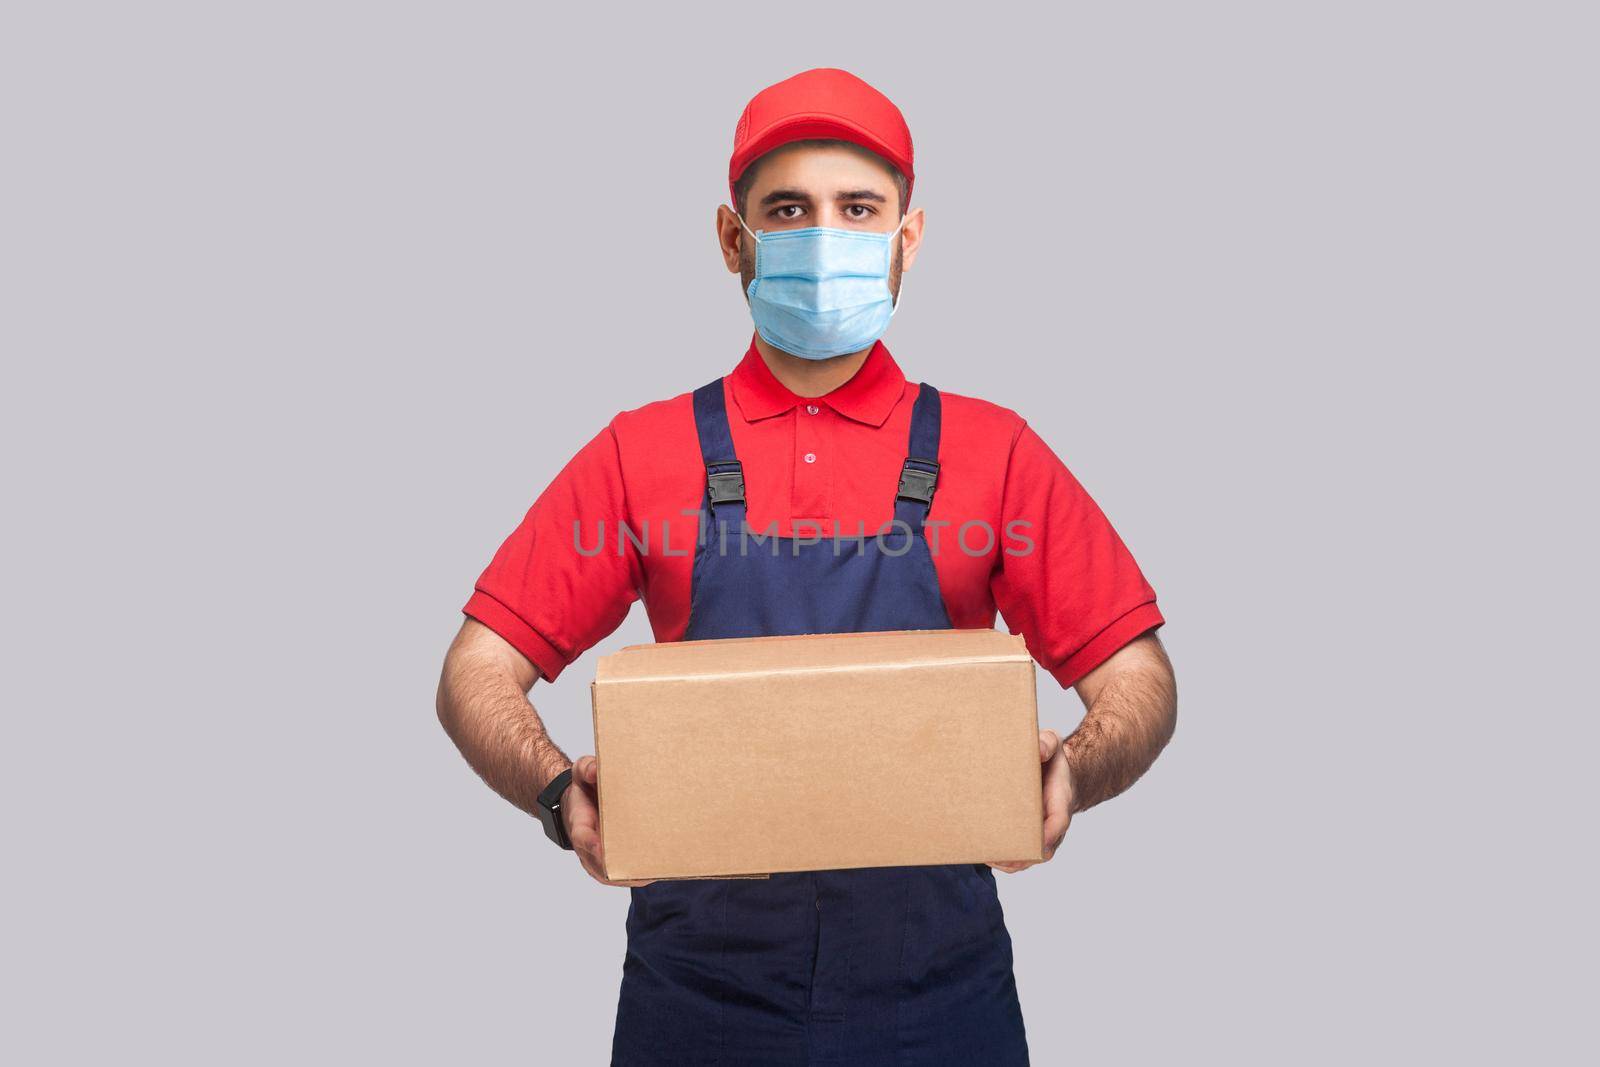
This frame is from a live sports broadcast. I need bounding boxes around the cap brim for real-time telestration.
[729,113,913,200]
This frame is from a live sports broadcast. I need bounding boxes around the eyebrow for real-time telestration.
[758,187,890,206]
[760,188,813,206]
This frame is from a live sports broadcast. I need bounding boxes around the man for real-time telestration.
[437,68,1177,1065]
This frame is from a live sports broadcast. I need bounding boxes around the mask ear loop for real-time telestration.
[888,212,908,312]
[735,215,762,301]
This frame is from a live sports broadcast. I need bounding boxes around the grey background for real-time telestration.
[3,2,1594,1063]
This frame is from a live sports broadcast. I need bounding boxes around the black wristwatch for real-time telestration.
[536,768,576,850]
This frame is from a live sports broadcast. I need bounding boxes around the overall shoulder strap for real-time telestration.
[691,378,746,516]
[894,383,942,526]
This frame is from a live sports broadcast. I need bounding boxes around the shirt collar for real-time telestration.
[728,335,907,427]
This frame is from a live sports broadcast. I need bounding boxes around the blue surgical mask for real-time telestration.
[738,214,908,360]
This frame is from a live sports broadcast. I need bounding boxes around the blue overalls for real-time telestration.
[609,378,1030,1066]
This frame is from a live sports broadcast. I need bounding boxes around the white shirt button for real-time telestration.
[804,452,817,464]
[806,404,820,415]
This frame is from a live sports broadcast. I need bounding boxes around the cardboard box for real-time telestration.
[591,628,1044,881]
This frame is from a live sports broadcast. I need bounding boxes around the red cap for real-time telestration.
[729,68,914,207]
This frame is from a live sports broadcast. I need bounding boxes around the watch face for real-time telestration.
[537,794,569,848]
[536,770,573,848]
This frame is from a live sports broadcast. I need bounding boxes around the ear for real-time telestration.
[715,205,747,273]
[898,207,926,272]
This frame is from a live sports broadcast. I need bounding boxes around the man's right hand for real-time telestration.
[564,755,655,888]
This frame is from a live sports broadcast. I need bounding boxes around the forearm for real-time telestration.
[1066,635,1177,814]
[436,628,570,817]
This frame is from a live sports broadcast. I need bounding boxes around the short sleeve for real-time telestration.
[463,424,641,681]
[991,424,1164,688]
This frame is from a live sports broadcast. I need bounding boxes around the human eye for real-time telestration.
[843,204,876,221]
[770,204,806,221]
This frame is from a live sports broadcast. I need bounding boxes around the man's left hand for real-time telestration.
[988,729,1072,873]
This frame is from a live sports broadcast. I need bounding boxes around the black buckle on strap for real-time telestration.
[706,461,745,506]
[896,458,940,506]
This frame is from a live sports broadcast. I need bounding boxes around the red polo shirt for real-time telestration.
[464,337,1163,689]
